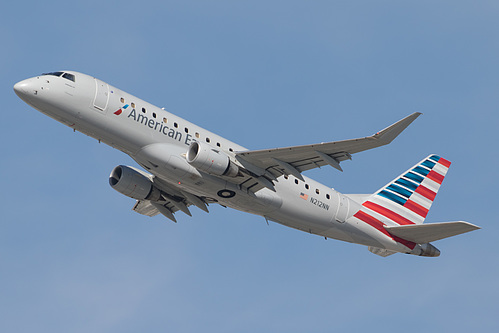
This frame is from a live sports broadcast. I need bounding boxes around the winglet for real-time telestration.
[372,112,422,144]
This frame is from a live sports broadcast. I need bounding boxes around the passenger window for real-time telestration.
[174,122,178,128]
[131,103,136,108]
[295,179,299,184]
[152,113,157,118]
[142,107,146,113]
[326,194,330,200]
[185,127,189,133]
[316,189,320,194]
[216,142,221,147]
[305,184,309,190]
[284,175,288,180]
[163,117,168,123]
[206,137,211,143]
[195,132,200,138]
[229,148,233,152]
[120,98,125,103]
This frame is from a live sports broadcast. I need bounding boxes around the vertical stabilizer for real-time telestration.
[362,155,451,225]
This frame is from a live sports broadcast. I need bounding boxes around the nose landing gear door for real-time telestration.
[93,78,109,111]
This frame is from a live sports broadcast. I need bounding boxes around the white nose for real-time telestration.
[14,80,27,94]
[13,78,36,100]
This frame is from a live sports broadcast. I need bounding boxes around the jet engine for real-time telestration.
[109,165,162,201]
[186,141,239,177]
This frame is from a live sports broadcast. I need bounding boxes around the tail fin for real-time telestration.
[362,154,451,225]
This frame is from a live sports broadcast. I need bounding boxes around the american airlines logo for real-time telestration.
[115,106,194,146]
[114,104,129,116]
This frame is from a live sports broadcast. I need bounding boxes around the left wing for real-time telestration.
[133,177,210,223]
[132,199,184,223]
[133,200,160,217]
[235,113,421,181]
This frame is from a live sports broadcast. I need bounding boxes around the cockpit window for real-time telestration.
[40,72,76,82]
[42,72,64,77]
[62,73,75,82]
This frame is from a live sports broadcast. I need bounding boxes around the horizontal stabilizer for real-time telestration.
[385,221,480,244]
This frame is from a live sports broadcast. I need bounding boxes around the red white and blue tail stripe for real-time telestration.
[361,154,451,226]
[349,155,478,255]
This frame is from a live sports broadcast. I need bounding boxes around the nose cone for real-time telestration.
[13,79,34,100]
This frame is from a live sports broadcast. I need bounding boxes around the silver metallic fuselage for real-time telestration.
[14,71,427,255]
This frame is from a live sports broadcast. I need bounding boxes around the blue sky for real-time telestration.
[2,1,498,332]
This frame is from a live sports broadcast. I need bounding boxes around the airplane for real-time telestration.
[13,71,480,257]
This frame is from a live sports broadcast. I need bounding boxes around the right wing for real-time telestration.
[235,113,421,182]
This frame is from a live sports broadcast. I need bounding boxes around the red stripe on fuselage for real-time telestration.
[354,210,416,249]
[414,185,437,201]
[362,201,415,225]
[403,199,429,218]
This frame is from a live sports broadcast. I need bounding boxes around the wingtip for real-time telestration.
[406,111,423,121]
[460,221,481,230]
[374,112,421,144]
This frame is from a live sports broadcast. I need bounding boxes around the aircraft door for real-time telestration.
[335,194,349,223]
[93,78,109,111]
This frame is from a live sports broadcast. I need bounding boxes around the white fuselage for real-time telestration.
[14,71,420,254]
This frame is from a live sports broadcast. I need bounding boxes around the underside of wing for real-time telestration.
[235,113,421,178]
[133,200,160,217]
[132,199,186,223]
[132,176,210,222]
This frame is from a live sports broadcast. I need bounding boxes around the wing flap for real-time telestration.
[133,199,181,222]
[236,113,421,175]
[385,221,480,243]
[133,200,160,217]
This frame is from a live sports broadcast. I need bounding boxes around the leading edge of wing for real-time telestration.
[236,112,422,174]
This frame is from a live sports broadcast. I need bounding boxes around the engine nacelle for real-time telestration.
[109,165,161,201]
[186,141,239,177]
